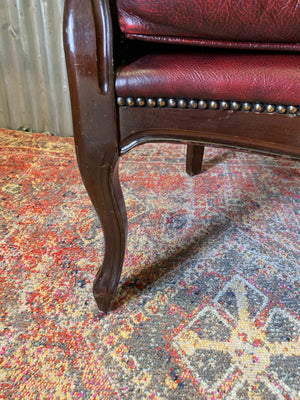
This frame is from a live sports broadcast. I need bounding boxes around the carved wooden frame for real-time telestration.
[64,0,300,311]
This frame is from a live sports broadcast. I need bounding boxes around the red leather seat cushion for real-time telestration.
[115,52,300,105]
[117,0,300,51]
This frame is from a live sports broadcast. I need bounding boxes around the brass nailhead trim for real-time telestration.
[189,99,198,109]
[220,101,230,110]
[158,98,167,107]
[209,100,219,110]
[242,102,252,112]
[266,104,275,113]
[198,100,208,110]
[288,105,298,114]
[178,99,188,108]
[136,97,146,107]
[116,97,299,115]
[125,97,135,107]
[147,98,156,107]
[231,101,241,111]
[168,98,177,108]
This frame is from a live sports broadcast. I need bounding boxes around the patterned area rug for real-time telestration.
[0,128,299,399]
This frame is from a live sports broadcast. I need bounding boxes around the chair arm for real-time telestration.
[63,0,119,166]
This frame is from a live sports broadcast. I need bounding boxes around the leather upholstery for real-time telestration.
[116,0,300,51]
[115,52,300,105]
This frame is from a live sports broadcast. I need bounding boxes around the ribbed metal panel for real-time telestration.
[0,0,73,136]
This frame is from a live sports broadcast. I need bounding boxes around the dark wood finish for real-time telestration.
[186,145,205,176]
[119,107,300,158]
[64,0,300,312]
[63,0,127,311]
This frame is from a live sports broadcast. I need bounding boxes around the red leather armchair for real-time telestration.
[63,0,300,311]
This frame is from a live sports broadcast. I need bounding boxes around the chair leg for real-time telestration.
[186,144,205,176]
[78,153,128,312]
[64,0,127,311]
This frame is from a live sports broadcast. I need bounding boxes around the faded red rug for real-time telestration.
[0,128,299,399]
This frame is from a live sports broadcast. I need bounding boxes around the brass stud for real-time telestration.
[287,105,298,114]
[265,104,275,113]
[147,98,156,107]
[168,98,177,108]
[209,100,219,110]
[157,98,166,107]
[198,100,208,110]
[178,98,188,108]
[276,105,286,114]
[188,99,198,109]
[117,97,126,106]
[220,101,230,110]
[231,101,241,111]
[126,97,135,107]
[136,97,146,107]
[242,102,252,112]
[120,97,298,116]
[253,103,264,113]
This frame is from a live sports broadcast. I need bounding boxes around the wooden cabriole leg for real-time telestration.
[63,0,127,311]
[186,144,205,176]
[79,153,127,312]
[89,158,127,311]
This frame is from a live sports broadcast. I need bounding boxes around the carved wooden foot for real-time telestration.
[80,156,127,312]
[91,160,127,311]
[186,145,205,176]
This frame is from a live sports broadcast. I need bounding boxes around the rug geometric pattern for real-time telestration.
[0,128,299,399]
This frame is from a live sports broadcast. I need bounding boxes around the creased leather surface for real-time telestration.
[124,34,300,52]
[116,0,300,50]
[115,52,300,105]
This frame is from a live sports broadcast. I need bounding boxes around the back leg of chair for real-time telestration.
[186,144,205,176]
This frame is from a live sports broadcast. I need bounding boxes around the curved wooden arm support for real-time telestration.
[64,0,127,311]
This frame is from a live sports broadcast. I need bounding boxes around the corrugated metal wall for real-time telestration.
[0,0,73,137]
